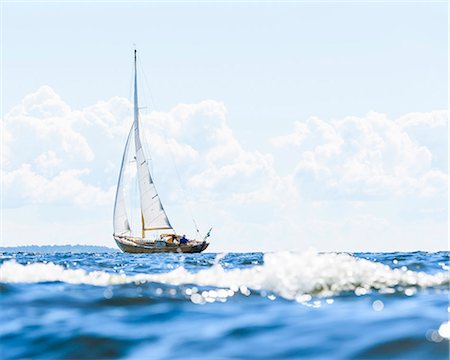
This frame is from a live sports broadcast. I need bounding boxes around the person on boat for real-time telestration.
[180,235,188,244]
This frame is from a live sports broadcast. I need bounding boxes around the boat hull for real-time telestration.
[114,237,209,254]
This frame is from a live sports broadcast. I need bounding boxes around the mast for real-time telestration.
[133,50,145,239]
[133,50,139,145]
[133,50,173,239]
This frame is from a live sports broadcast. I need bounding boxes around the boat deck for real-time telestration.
[114,236,209,254]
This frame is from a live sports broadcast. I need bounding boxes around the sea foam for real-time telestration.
[1,251,448,299]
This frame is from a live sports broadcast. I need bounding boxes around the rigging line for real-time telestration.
[135,62,172,234]
[162,126,201,236]
[123,56,136,235]
[138,54,201,237]
[127,59,134,105]
[134,59,155,176]
[137,55,157,111]
[136,56,162,175]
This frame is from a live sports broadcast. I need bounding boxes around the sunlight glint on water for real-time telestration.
[0,251,448,359]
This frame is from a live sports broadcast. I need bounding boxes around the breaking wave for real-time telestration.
[1,251,448,299]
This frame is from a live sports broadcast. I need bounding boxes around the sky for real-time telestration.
[1,1,448,252]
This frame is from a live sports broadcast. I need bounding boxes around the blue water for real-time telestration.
[0,251,448,359]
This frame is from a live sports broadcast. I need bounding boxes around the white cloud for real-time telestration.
[35,150,62,172]
[397,110,448,129]
[2,86,130,208]
[272,110,449,200]
[3,164,114,206]
[270,121,310,147]
[80,96,132,138]
[4,86,94,162]
[138,100,290,205]
[3,86,281,209]
[1,121,13,166]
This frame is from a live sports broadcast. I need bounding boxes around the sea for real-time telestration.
[0,250,449,359]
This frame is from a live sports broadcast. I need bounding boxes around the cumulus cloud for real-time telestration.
[3,86,286,210]
[4,86,94,162]
[139,100,290,205]
[271,111,449,200]
[3,164,114,206]
[4,88,447,208]
[2,86,131,207]
[35,150,62,172]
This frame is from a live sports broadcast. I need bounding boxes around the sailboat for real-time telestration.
[113,50,210,253]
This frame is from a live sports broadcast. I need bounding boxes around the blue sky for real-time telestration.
[2,2,448,251]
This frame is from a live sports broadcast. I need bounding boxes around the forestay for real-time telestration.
[132,52,172,233]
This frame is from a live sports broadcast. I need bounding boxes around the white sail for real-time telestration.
[113,125,133,236]
[132,51,172,234]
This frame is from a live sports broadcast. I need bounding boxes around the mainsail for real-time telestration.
[113,50,172,239]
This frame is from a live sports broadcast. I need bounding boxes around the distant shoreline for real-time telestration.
[0,245,119,253]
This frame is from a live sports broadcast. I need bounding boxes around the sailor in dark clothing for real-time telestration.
[180,235,188,244]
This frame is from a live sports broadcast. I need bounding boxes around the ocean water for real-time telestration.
[0,250,448,359]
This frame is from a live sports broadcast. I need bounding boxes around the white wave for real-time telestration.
[0,251,448,299]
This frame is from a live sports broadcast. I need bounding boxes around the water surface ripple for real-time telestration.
[0,251,448,359]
